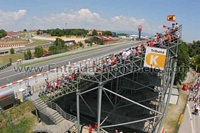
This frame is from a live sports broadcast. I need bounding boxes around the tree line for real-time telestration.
[188,40,200,72]
[37,28,114,37]
[175,40,200,84]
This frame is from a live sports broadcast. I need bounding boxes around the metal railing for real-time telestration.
[47,101,77,123]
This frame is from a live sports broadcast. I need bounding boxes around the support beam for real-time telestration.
[103,89,115,107]
[97,83,103,133]
[101,116,160,128]
[103,87,162,115]
[76,90,80,133]
[157,57,177,133]
[122,77,156,91]
[79,86,98,95]
[80,95,96,117]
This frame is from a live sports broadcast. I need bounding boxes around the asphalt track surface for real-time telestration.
[0,41,142,85]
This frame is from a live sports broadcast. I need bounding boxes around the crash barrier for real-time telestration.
[0,62,11,70]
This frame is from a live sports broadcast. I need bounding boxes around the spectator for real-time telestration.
[94,123,98,131]
[175,23,179,29]
[154,35,157,42]
[149,41,154,47]
[89,124,92,133]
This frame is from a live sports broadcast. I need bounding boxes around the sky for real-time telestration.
[0,0,199,43]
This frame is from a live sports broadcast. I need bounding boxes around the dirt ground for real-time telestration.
[163,70,196,133]
[163,91,188,133]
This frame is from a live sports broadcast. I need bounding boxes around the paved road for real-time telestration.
[0,41,142,85]
[179,75,200,133]
[178,99,200,133]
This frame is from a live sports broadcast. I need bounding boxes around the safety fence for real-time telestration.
[47,101,77,123]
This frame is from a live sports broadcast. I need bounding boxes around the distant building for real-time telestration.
[112,32,117,37]
[87,29,102,36]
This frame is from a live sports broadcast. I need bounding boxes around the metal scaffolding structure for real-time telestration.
[36,25,182,133]
[75,25,182,133]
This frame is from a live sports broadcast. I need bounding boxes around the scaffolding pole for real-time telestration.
[157,56,177,133]
[97,83,103,133]
[76,90,80,133]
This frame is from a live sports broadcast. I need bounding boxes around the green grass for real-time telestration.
[26,40,49,46]
[0,53,24,66]
[0,101,36,133]
[22,44,114,66]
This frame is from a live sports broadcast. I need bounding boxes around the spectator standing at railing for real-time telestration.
[174,29,180,43]
[133,47,137,56]
[149,41,154,47]
[141,45,146,54]
[154,35,157,42]
[172,23,176,31]
[122,50,127,60]
[130,48,134,60]
[159,35,163,46]
[175,23,179,29]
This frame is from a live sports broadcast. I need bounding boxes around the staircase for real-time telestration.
[49,111,65,124]
[29,92,77,133]
[33,98,48,111]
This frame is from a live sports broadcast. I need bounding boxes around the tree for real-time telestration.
[78,41,84,48]
[34,47,44,58]
[102,31,112,36]
[90,42,93,47]
[188,40,200,57]
[85,39,92,44]
[23,29,27,32]
[117,33,128,36]
[9,58,12,64]
[27,49,32,59]
[51,28,64,36]
[48,45,58,55]
[174,42,190,84]
[54,38,65,47]
[0,29,7,38]
[10,48,15,54]
[97,39,104,45]
[92,30,98,36]
[24,52,28,60]
[36,29,42,35]
[194,55,200,66]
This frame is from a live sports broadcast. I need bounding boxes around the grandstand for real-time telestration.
[10,24,182,133]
